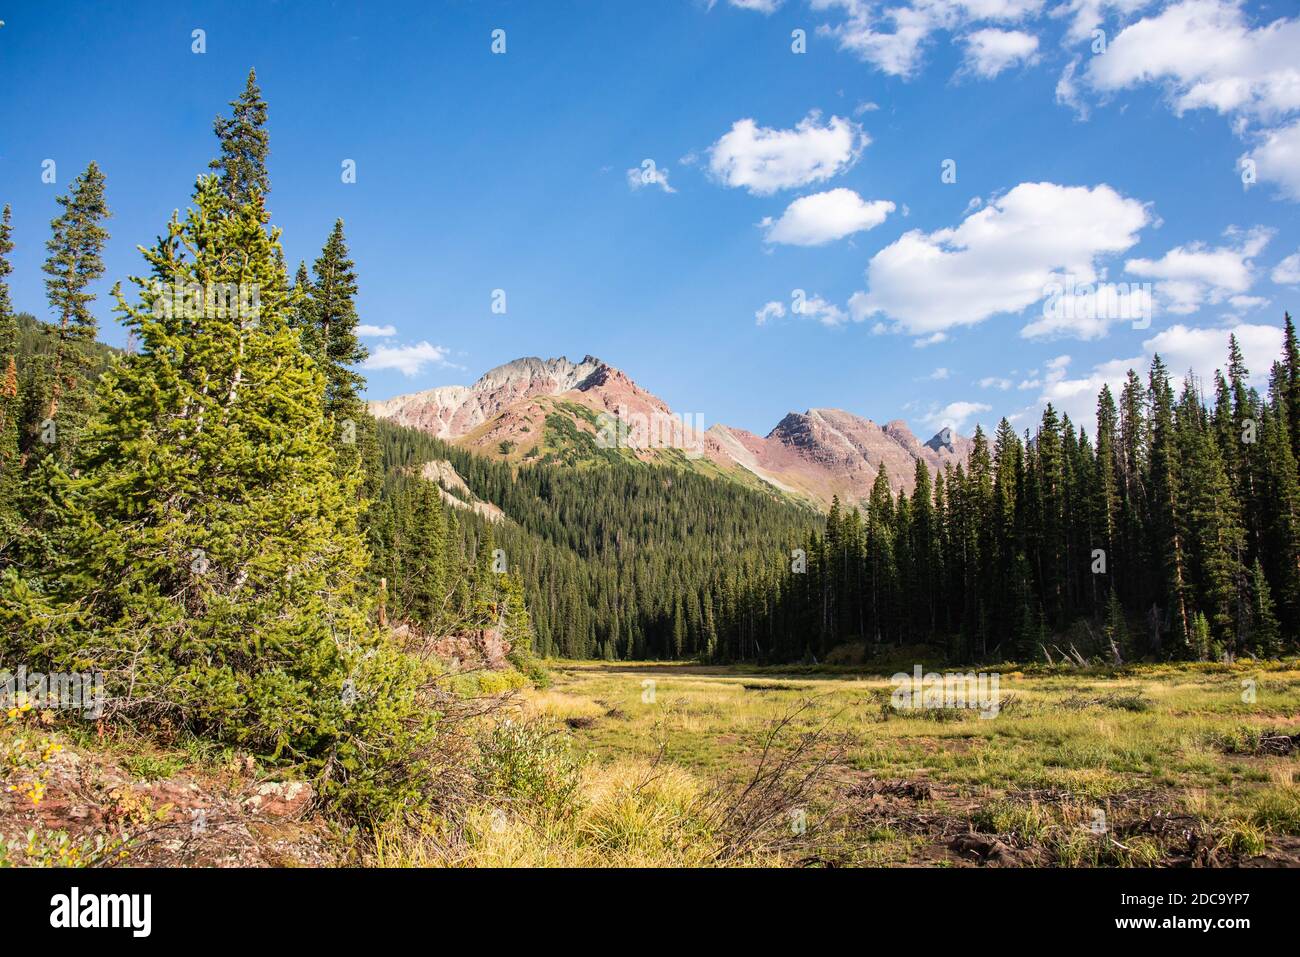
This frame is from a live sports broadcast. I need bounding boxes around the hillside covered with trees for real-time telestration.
[750,332,1300,665]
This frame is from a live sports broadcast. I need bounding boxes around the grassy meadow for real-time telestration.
[440,659,1300,867]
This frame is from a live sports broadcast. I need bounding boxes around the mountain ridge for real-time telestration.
[368,354,972,507]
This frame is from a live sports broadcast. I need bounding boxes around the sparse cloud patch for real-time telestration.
[1273,249,1300,285]
[627,162,676,194]
[1243,120,1300,202]
[1082,0,1300,122]
[847,181,1149,341]
[707,112,867,195]
[1125,226,1272,315]
[921,399,992,432]
[364,342,457,377]
[761,188,894,245]
[960,28,1039,79]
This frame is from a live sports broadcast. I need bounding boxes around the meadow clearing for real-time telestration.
[476,659,1300,868]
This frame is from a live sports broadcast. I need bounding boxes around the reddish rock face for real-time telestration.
[370,355,973,509]
[429,628,512,671]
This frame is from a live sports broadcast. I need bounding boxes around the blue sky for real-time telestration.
[2,0,1298,438]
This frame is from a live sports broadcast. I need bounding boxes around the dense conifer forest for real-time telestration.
[372,419,820,660]
[749,334,1300,664]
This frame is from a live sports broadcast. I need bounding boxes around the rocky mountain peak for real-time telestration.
[925,427,957,453]
[471,355,607,394]
[370,354,974,508]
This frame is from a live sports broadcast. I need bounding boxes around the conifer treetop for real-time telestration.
[210,68,271,209]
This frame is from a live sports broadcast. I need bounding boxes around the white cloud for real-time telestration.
[627,162,676,194]
[727,0,784,12]
[755,300,787,325]
[1055,57,1088,119]
[761,188,895,245]
[1273,250,1300,285]
[363,342,456,377]
[356,323,396,338]
[927,367,952,380]
[756,294,849,326]
[922,399,992,432]
[1125,226,1271,314]
[1016,354,1071,390]
[1083,0,1300,122]
[913,331,949,347]
[813,0,1044,78]
[848,181,1149,339]
[961,28,1039,79]
[708,112,867,195]
[979,376,1013,390]
[1039,321,1284,427]
[1244,119,1300,202]
[1020,282,1153,340]
[1145,322,1282,387]
[1057,0,1155,45]
[794,293,850,326]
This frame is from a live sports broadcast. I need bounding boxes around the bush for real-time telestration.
[473,718,580,816]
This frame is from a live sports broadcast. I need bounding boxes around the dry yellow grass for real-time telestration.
[375,759,730,868]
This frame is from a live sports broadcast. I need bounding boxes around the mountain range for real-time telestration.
[368,355,971,508]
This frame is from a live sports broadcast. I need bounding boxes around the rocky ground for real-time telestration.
[1,732,341,867]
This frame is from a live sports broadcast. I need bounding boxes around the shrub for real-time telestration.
[473,718,580,816]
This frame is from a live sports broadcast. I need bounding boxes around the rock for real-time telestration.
[241,781,313,819]
[430,628,512,670]
[948,832,1037,867]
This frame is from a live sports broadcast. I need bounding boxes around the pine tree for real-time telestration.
[290,260,313,333]
[1183,424,1245,653]
[1258,376,1300,636]
[1247,559,1280,656]
[406,480,447,628]
[911,461,938,639]
[304,221,374,487]
[1148,355,1191,655]
[1190,611,1213,662]
[1103,588,1129,661]
[40,161,110,437]
[28,176,375,759]
[0,205,19,527]
[1034,404,1066,626]
[1282,312,1300,465]
[1093,386,1120,607]
[305,220,367,417]
[210,68,270,209]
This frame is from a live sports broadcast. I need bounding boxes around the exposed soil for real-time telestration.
[1,744,341,868]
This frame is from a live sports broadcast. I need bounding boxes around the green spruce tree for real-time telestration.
[40,161,110,444]
[210,68,271,209]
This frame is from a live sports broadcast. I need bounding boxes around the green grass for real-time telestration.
[520,658,1300,866]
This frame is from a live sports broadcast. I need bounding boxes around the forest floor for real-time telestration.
[520,659,1300,867]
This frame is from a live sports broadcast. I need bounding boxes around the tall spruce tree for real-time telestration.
[27,177,378,761]
[306,219,367,418]
[0,205,19,526]
[40,161,110,436]
[210,69,270,209]
[1282,312,1300,465]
